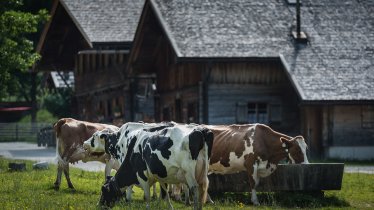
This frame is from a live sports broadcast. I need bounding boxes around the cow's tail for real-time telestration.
[53,119,68,168]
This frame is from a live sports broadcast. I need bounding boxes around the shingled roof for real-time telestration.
[61,0,144,44]
[149,0,374,101]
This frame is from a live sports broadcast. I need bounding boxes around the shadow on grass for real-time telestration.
[210,191,350,208]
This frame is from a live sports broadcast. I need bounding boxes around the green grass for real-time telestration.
[0,158,373,209]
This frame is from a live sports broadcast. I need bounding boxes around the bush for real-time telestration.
[19,109,57,123]
[43,89,72,118]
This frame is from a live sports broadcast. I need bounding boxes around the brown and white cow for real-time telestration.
[53,118,119,190]
[206,123,308,205]
[172,123,308,205]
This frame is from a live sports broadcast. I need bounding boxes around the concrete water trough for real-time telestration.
[208,163,344,193]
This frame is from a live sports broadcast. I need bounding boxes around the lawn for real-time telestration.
[0,158,373,209]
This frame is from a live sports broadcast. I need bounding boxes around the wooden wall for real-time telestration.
[331,105,374,146]
[302,104,374,159]
[207,62,300,135]
[74,51,128,123]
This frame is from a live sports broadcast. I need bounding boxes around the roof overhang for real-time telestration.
[300,100,374,105]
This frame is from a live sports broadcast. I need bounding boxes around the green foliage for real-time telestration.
[43,88,73,118]
[0,157,374,209]
[19,108,57,123]
[0,0,48,100]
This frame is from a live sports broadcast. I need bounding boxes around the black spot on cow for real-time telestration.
[101,132,121,159]
[143,143,168,178]
[127,135,137,148]
[147,135,173,159]
[121,137,147,182]
[141,132,173,178]
[124,129,130,138]
[143,123,174,133]
[198,127,214,158]
[90,137,95,147]
[130,151,148,181]
[189,130,204,160]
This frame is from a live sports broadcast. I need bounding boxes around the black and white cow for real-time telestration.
[83,122,173,200]
[86,123,213,210]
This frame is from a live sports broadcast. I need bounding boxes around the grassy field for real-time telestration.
[0,158,373,209]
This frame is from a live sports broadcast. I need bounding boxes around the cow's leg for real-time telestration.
[171,184,182,201]
[183,184,191,205]
[190,186,200,210]
[126,185,133,202]
[54,163,63,190]
[139,180,151,210]
[198,176,209,207]
[249,164,260,205]
[206,193,214,204]
[160,182,174,210]
[63,163,75,189]
[185,167,202,210]
[104,158,116,178]
[152,183,157,199]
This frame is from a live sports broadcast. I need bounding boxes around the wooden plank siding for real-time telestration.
[331,105,374,146]
[302,105,374,159]
[74,51,129,122]
[206,62,301,135]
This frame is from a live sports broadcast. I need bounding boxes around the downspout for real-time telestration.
[129,79,135,121]
[203,62,212,124]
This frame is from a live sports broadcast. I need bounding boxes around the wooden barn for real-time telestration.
[127,0,374,160]
[35,0,145,124]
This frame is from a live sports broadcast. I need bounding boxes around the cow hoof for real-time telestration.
[53,184,60,191]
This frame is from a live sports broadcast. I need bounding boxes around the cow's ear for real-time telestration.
[280,137,291,148]
[99,133,107,140]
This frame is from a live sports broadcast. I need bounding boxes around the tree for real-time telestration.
[0,0,48,100]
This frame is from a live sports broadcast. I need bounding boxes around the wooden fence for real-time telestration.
[0,123,55,147]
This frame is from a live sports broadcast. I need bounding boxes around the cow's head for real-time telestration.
[99,176,122,208]
[280,136,309,164]
[83,129,112,154]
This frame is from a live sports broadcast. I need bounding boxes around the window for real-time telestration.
[236,102,282,124]
[248,103,268,124]
[362,105,374,128]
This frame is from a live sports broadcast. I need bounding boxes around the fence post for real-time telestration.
[15,123,18,141]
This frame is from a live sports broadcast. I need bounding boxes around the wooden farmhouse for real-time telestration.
[127,0,374,160]
[35,0,145,124]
